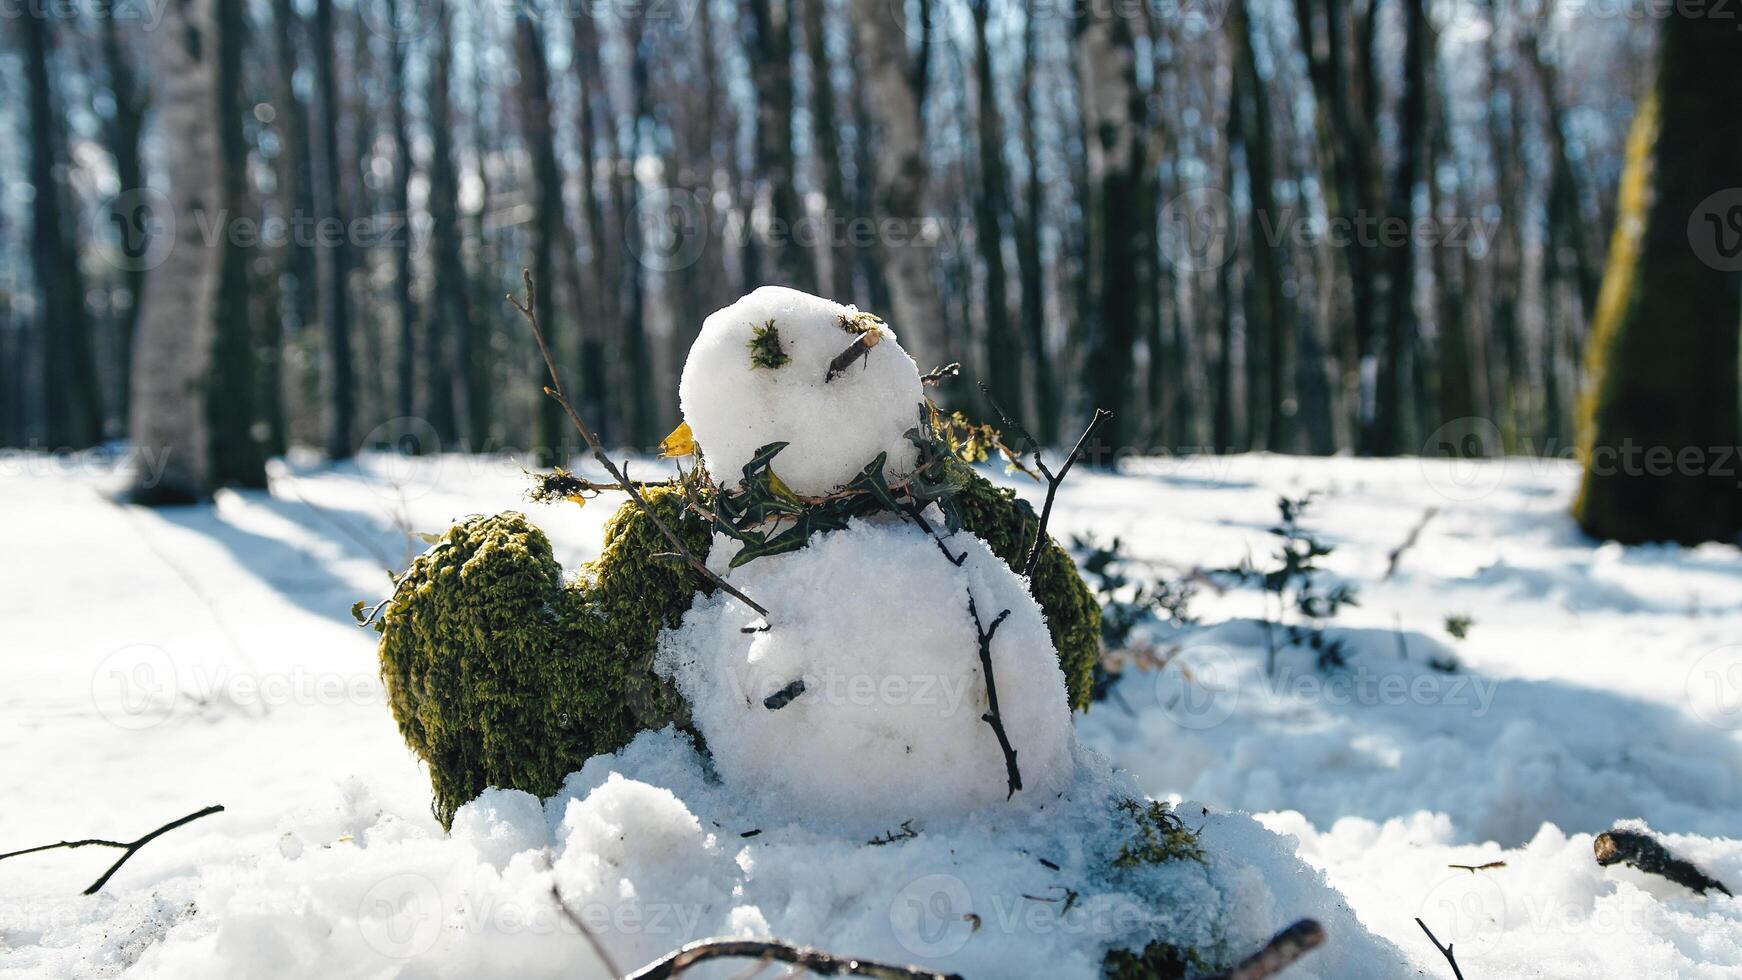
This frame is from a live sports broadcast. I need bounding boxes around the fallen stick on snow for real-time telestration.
[1414,918,1465,980]
[1208,918,1327,980]
[1594,829,1732,896]
[1383,506,1439,581]
[509,270,770,620]
[623,938,964,980]
[0,804,225,895]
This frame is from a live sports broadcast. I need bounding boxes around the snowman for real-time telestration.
[654,286,1075,829]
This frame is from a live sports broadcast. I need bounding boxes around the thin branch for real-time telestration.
[824,331,880,382]
[1415,918,1466,980]
[550,884,624,979]
[919,362,961,386]
[1208,919,1327,980]
[975,386,1112,589]
[0,805,225,895]
[1383,506,1439,580]
[1022,409,1112,583]
[509,270,769,618]
[625,938,963,980]
[967,591,1021,798]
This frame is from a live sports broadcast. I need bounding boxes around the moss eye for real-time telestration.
[747,320,790,370]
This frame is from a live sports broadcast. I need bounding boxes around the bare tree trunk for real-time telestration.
[515,12,568,465]
[311,0,356,459]
[804,0,852,298]
[425,0,476,447]
[207,0,267,486]
[100,13,147,432]
[130,0,220,502]
[1574,14,1742,545]
[849,0,947,372]
[385,0,418,426]
[1014,5,1057,443]
[969,0,1021,421]
[1230,0,1288,452]
[1077,3,1145,457]
[747,0,814,291]
[569,4,615,445]
[23,11,103,448]
[1373,0,1428,456]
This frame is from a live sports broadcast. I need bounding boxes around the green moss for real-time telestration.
[380,475,1102,826]
[746,320,790,369]
[378,487,709,828]
[955,472,1102,712]
[1112,798,1205,869]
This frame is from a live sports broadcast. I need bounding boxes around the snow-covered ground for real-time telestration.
[2,448,1739,978]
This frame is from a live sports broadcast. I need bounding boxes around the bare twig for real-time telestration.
[509,270,769,618]
[824,331,881,382]
[0,805,225,895]
[1208,919,1327,980]
[919,362,961,386]
[1383,506,1439,580]
[1415,918,1466,980]
[551,883,624,978]
[967,591,1022,798]
[1595,829,1732,896]
[1447,861,1506,873]
[625,938,963,980]
[977,386,1112,589]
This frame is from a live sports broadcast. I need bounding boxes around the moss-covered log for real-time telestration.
[379,473,1102,827]
[1573,15,1742,545]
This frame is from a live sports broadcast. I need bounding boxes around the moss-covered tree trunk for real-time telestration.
[1573,16,1742,545]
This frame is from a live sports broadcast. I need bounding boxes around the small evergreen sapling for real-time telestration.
[1221,494,1359,674]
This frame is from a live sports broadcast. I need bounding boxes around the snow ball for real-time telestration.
[679,286,924,497]
[656,516,1075,832]
[554,774,718,903]
[451,788,550,869]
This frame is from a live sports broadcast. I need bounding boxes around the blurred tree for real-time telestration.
[970,0,1021,423]
[129,0,219,502]
[99,12,147,428]
[1574,14,1742,545]
[23,11,103,447]
[513,11,567,466]
[850,0,947,374]
[208,0,267,487]
[311,0,356,459]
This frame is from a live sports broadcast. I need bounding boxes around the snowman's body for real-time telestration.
[659,287,1075,830]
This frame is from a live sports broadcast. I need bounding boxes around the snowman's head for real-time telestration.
[678,287,925,497]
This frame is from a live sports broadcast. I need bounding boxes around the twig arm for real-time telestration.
[967,591,1022,798]
[1414,917,1466,980]
[508,271,769,618]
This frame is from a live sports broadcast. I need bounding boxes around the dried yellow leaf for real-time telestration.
[564,494,587,509]
[659,421,698,458]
